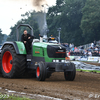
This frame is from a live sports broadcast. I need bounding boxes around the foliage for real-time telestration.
[0,29,7,44]
[47,0,86,45]
[0,29,3,44]
[80,0,100,44]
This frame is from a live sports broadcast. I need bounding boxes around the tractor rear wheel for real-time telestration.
[0,53,1,73]
[0,45,26,78]
[36,62,46,81]
[64,63,76,81]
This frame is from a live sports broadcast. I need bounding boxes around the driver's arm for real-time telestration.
[28,34,34,39]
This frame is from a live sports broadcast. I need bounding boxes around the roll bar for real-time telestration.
[16,24,34,41]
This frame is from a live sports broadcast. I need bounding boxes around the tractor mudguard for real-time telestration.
[1,41,26,54]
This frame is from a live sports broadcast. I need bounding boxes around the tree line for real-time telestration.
[0,29,7,44]
[7,0,100,46]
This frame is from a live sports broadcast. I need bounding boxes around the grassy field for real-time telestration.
[0,93,34,100]
[76,69,100,73]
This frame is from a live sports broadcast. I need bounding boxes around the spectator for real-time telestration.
[72,43,74,48]
[64,40,100,57]
[91,42,94,48]
[98,40,100,46]
[71,47,74,51]
[69,43,72,49]
[74,47,78,52]
[88,51,92,56]
[94,40,96,47]
[95,47,98,51]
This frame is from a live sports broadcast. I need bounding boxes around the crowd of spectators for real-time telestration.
[61,40,100,57]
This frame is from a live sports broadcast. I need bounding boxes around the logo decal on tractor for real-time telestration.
[35,51,40,54]
[21,48,24,51]
[59,46,62,49]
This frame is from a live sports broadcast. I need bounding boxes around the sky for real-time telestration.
[0,0,56,35]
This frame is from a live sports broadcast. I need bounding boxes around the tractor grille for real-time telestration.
[47,45,66,58]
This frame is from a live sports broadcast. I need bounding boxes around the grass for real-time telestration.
[76,69,100,73]
[6,96,31,100]
[76,61,100,73]
[0,93,33,100]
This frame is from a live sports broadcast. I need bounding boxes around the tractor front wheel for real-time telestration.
[36,62,46,81]
[64,63,76,81]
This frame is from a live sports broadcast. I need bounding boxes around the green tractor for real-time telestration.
[0,24,76,81]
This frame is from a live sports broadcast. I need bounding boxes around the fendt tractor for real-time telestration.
[0,24,76,81]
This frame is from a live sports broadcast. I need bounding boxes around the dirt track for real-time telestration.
[0,72,100,100]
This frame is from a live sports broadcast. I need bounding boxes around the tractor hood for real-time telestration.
[33,42,66,58]
[47,45,66,58]
[33,42,60,48]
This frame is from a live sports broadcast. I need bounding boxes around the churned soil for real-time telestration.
[0,72,100,100]
[82,61,100,66]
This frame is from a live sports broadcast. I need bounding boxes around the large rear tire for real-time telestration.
[0,45,26,78]
[36,62,46,81]
[64,63,76,81]
[0,53,1,73]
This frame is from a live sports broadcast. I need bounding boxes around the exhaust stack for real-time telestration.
[40,36,43,42]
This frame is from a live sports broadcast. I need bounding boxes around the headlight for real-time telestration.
[56,60,59,62]
[53,60,55,62]
[61,60,65,62]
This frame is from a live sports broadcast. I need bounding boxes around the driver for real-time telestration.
[21,30,34,53]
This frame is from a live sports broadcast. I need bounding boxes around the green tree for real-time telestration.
[0,29,4,44]
[81,0,100,43]
[47,0,86,45]
[0,29,2,43]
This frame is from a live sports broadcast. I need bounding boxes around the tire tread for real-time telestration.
[0,45,26,78]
